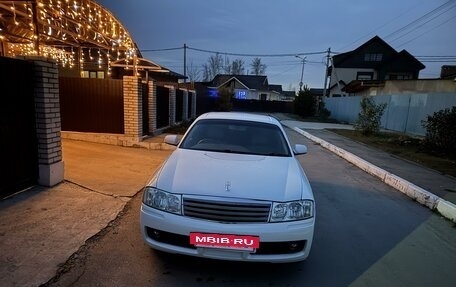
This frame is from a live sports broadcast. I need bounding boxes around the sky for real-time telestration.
[97,0,456,91]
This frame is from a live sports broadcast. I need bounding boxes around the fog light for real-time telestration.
[289,242,299,251]
[152,229,161,239]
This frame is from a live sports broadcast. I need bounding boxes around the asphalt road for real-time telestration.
[44,129,456,287]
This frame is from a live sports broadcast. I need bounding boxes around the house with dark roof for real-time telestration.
[328,36,425,97]
[441,65,456,80]
[208,74,282,101]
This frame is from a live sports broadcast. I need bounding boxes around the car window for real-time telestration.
[180,119,291,156]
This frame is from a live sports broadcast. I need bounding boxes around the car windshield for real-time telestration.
[180,119,291,157]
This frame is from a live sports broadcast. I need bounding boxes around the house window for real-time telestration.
[260,94,267,101]
[81,70,105,79]
[364,53,383,61]
[357,72,374,80]
[235,90,247,99]
[386,73,413,80]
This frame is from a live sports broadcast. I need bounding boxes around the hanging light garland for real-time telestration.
[1,0,136,70]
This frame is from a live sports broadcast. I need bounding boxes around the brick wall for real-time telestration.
[148,80,157,134]
[123,76,142,140]
[29,57,64,186]
[168,85,176,126]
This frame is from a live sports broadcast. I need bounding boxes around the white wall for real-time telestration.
[324,93,456,136]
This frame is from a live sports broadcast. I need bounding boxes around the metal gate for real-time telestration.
[59,77,124,134]
[156,86,170,128]
[0,57,38,197]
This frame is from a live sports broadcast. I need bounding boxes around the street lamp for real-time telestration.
[296,55,306,91]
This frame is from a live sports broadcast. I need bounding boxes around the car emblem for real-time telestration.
[225,181,231,192]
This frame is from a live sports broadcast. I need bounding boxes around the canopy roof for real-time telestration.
[0,0,137,65]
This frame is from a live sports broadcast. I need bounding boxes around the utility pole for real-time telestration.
[295,55,306,91]
[322,48,331,98]
[183,43,187,83]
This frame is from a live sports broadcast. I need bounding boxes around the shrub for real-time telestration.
[422,106,456,156]
[294,87,316,117]
[214,87,233,111]
[354,96,387,136]
[318,101,331,120]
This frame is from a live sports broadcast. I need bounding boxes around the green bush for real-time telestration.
[318,101,331,120]
[214,87,233,111]
[294,87,316,117]
[354,96,387,136]
[422,106,456,156]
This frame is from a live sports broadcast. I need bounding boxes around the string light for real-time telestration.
[2,0,137,71]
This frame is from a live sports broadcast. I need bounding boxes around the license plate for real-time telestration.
[190,232,260,251]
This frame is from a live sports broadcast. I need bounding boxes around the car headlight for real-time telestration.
[142,187,182,215]
[270,200,314,222]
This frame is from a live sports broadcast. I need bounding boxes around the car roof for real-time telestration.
[197,112,281,126]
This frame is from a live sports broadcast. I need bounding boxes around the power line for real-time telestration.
[397,14,456,48]
[140,46,183,52]
[336,3,423,51]
[390,3,456,44]
[186,46,327,57]
[384,0,456,41]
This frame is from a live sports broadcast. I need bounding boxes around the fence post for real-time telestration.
[148,80,157,134]
[191,90,197,118]
[168,85,176,126]
[30,57,64,187]
[183,89,189,120]
[123,76,142,141]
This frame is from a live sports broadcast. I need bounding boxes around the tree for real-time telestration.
[231,59,245,75]
[294,86,316,118]
[354,96,387,136]
[250,57,266,75]
[422,106,456,156]
[202,53,223,81]
[202,54,247,81]
[186,61,201,82]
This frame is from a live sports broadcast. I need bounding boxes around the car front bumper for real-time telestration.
[140,204,315,263]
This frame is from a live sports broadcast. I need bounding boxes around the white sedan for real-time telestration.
[140,112,315,263]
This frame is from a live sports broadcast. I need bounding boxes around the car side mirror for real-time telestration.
[164,134,180,146]
[294,144,307,155]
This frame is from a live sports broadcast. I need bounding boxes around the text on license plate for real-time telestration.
[190,232,260,250]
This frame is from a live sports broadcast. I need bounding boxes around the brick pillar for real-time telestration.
[168,85,176,126]
[191,90,197,119]
[31,58,64,187]
[148,80,157,134]
[123,76,142,140]
[182,89,189,121]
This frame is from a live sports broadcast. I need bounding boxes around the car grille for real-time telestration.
[183,198,271,223]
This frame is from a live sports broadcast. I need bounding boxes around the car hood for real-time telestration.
[150,149,313,202]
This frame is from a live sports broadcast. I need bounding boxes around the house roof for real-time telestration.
[309,88,324,97]
[210,74,269,90]
[282,91,297,98]
[269,84,283,93]
[332,36,395,67]
[111,58,186,79]
[441,65,456,79]
[380,50,425,71]
[332,35,424,71]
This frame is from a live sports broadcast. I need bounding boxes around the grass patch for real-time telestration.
[328,129,456,178]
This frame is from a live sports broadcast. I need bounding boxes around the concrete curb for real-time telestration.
[291,127,456,223]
